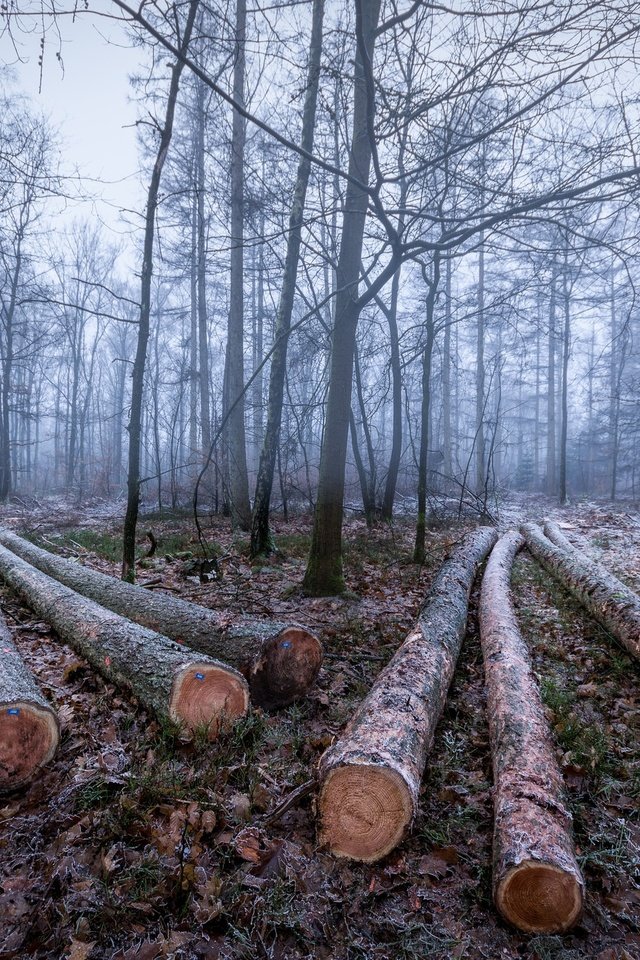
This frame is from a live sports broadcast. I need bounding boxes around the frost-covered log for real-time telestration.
[317,527,497,862]
[0,528,321,709]
[480,531,584,933]
[544,521,640,600]
[0,612,59,790]
[0,546,249,738]
[522,522,640,661]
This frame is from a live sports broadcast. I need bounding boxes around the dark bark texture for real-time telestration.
[0,545,249,737]
[317,526,497,862]
[479,531,584,933]
[122,0,199,581]
[0,529,321,709]
[0,611,59,789]
[250,0,325,558]
[522,522,640,661]
[302,0,383,596]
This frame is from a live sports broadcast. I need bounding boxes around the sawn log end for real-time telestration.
[317,762,412,863]
[496,859,583,934]
[169,662,249,739]
[0,700,59,790]
[248,626,322,710]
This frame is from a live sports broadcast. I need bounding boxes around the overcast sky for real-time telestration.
[2,6,145,243]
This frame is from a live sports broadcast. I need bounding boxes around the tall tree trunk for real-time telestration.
[442,253,453,483]
[475,231,486,496]
[546,262,557,496]
[250,0,325,557]
[223,0,251,529]
[559,247,570,505]
[122,0,198,582]
[0,234,22,501]
[379,153,410,519]
[196,80,211,467]
[302,0,383,595]
[189,153,199,462]
[414,259,440,564]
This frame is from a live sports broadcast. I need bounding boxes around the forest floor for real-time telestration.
[0,493,638,960]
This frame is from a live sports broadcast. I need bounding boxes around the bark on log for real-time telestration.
[317,526,497,863]
[522,522,640,661]
[0,529,321,709]
[0,546,249,738]
[479,531,584,933]
[0,610,59,790]
[543,521,640,601]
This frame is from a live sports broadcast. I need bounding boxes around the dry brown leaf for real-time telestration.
[66,939,96,960]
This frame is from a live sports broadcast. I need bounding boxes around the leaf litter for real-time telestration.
[0,496,637,959]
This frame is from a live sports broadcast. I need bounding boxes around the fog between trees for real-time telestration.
[1,0,640,592]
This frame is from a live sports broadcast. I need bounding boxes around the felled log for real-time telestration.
[542,521,584,557]
[0,611,59,790]
[522,522,640,661]
[479,531,584,933]
[317,526,497,862]
[543,521,640,599]
[0,546,249,738]
[0,528,321,709]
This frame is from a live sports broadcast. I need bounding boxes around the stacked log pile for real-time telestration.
[317,527,497,862]
[479,531,584,933]
[0,528,322,709]
[0,546,249,739]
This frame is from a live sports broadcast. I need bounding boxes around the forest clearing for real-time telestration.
[2,0,640,957]
[0,495,638,960]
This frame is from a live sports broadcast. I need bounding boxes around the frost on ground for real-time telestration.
[0,495,638,960]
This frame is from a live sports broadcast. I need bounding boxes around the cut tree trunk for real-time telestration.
[0,610,59,790]
[521,522,640,661]
[543,520,637,604]
[0,546,249,738]
[0,529,321,709]
[479,531,584,933]
[317,526,497,862]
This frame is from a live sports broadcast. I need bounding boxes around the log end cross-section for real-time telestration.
[169,662,249,738]
[317,526,497,863]
[318,762,413,862]
[480,530,584,933]
[496,860,583,934]
[0,700,59,790]
[248,626,323,710]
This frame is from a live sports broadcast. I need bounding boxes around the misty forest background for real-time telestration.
[2,0,640,591]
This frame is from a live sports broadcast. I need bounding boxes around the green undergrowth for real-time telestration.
[39,528,123,562]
